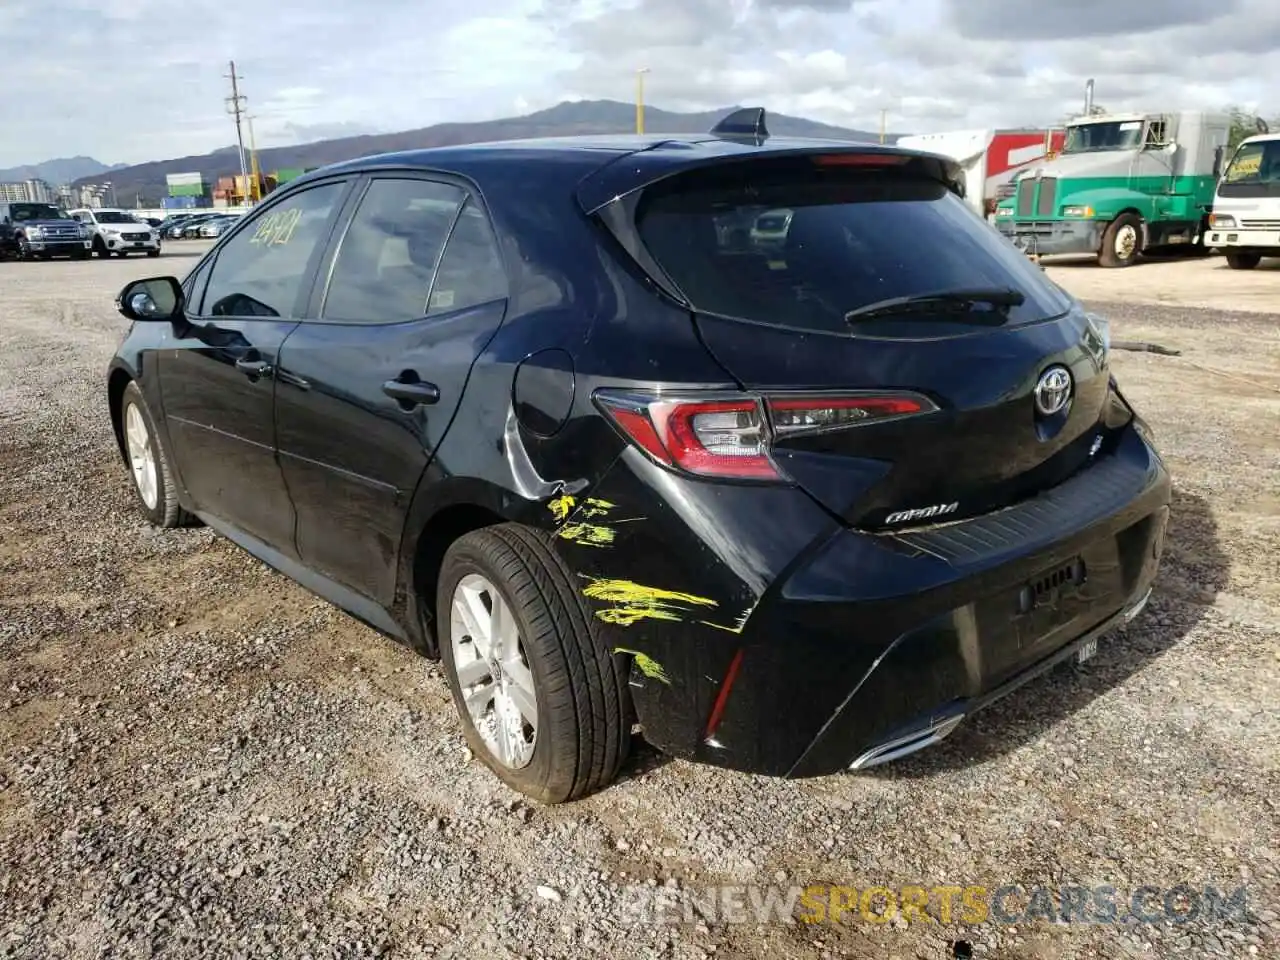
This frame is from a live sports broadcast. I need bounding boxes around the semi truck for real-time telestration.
[896,128,1066,219]
[1201,131,1280,269]
[994,111,1232,267]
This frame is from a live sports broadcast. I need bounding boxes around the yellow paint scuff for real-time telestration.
[548,494,577,522]
[579,498,616,518]
[557,522,617,547]
[612,647,671,685]
[580,577,718,626]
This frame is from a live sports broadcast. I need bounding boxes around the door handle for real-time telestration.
[382,377,440,407]
[235,357,272,378]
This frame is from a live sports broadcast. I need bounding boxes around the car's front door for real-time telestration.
[157,179,352,556]
[273,175,510,604]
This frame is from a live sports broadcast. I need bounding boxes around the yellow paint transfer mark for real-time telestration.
[579,498,616,518]
[580,577,718,626]
[613,647,671,685]
[556,522,617,547]
[548,494,577,522]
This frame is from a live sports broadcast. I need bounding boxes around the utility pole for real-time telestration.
[245,115,263,203]
[224,60,251,209]
[879,109,887,145]
[636,68,649,134]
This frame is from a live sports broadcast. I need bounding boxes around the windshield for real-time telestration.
[636,161,1073,335]
[1062,120,1144,154]
[1219,139,1280,197]
[10,203,70,222]
[95,211,141,224]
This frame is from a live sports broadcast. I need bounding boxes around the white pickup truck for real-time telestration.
[69,208,161,259]
[1202,132,1280,269]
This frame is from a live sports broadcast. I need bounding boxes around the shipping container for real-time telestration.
[274,167,306,183]
[166,171,204,187]
[162,195,199,209]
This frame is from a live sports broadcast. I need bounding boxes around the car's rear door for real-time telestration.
[157,178,353,556]
[273,173,510,604]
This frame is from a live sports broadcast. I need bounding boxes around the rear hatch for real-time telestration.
[608,151,1123,529]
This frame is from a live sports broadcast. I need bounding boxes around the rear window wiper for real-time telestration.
[844,288,1026,324]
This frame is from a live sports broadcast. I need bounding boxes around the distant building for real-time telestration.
[0,179,54,203]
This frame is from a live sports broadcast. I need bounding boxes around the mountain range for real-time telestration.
[42,100,888,207]
[0,156,126,185]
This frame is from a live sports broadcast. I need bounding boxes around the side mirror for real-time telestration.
[117,276,184,322]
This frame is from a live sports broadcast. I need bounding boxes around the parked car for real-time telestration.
[69,208,160,258]
[198,215,238,238]
[166,214,217,239]
[156,215,195,237]
[180,216,225,239]
[105,109,1171,803]
[0,201,92,259]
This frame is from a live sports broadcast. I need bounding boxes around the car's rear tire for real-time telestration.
[1098,213,1143,267]
[437,524,631,803]
[1225,252,1262,270]
[119,381,194,529]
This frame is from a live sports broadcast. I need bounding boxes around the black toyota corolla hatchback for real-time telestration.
[106,109,1170,803]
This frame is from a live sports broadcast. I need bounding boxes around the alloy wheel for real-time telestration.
[449,573,538,768]
[124,403,158,510]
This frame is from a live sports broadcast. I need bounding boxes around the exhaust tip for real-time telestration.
[849,714,965,771]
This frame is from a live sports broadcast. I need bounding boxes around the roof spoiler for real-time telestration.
[710,107,769,143]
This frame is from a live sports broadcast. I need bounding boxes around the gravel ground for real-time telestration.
[1,248,1278,959]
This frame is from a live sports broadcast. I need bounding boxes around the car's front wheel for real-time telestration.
[437,525,631,803]
[119,381,193,528]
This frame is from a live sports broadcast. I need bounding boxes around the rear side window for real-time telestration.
[322,178,465,323]
[636,162,1073,334]
[427,198,507,315]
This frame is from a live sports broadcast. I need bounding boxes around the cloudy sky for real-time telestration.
[1,0,1276,167]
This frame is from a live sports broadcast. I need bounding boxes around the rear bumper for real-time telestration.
[996,219,1103,256]
[626,426,1171,778]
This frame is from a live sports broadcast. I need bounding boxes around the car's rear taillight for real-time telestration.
[595,390,936,481]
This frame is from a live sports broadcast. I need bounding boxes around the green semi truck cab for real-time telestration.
[994,111,1231,266]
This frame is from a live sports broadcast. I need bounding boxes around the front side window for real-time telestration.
[201,183,345,318]
[636,160,1073,336]
[322,178,465,323]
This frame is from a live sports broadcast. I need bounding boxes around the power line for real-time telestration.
[224,60,251,209]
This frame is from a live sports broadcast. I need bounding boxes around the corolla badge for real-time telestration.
[1034,365,1073,416]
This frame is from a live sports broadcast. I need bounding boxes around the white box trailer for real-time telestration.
[896,128,1065,219]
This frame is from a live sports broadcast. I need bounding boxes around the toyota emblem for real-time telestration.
[1034,365,1073,417]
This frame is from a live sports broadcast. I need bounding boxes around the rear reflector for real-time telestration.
[595,389,936,481]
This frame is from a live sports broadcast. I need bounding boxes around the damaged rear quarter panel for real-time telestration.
[549,447,844,765]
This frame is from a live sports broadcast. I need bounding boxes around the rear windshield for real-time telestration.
[636,162,1074,334]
